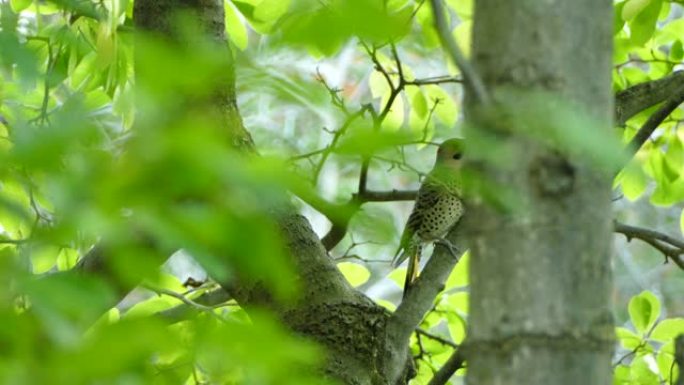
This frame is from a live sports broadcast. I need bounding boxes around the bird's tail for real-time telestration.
[402,246,421,299]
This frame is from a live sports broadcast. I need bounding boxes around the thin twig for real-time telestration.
[415,327,458,349]
[145,285,227,323]
[614,221,684,270]
[405,75,462,86]
[612,341,645,368]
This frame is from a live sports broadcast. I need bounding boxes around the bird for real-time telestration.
[393,138,465,298]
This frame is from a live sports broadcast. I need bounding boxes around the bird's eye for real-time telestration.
[452,153,462,160]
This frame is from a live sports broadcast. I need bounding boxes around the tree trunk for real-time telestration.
[131,1,412,384]
[465,1,615,385]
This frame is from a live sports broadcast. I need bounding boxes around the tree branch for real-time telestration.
[156,287,233,323]
[616,70,684,126]
[429,0,490,105]
[356,189,418,202]
[405,75,462,86]
[625,83,684,158]
[320,189,418,250]
[415,327,458,349]
[145,285,227,322]
[427,346,465,385]
[386,221,465,381]
[614,221,684,270]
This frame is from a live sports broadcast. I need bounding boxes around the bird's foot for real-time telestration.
[434,239,462,260]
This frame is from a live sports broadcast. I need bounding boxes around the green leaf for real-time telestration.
[614,37,635,64]
[125,294,177,318]
[369,70,391,99]
[630,356,659,385]
[10,0,31,12]
[453,20,472,58]
[444,251,469,289]
[147,273,187,293]
[21,273,117,344]
[410,88,428,119]
[225,1,248,50]
[335,121,413,155]
[614,2,626,35]
[671,40,684,61]
[56,248,79,271]
[380,92,405,131]
[447,0,473,19]
[337,262,370,287]
[388,267,407,288]
[614,365,630,385]
[622,0,652,20]
[657,19,684,46]
[680,209,684,236]
[617,159,648,201]
[446,311,466,343]
[279,0,411,55]
[254,0,291,22]
[416,4,442,49]
[374,298,396,311]
[69,52,98,89]
[616,326,642,349]
[629,0,662,46]
[629,290,661,334]
[251,0,291,33]
[30,244,60,274]
[445,292,469,315]
[656,342,677,383]
[664,135,684,174]
[351,206,397,243]
[651,318,684,342]
[49,0,102,20]
[407,87,434,142]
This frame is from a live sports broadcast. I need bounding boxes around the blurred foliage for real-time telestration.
[0,0,683,384]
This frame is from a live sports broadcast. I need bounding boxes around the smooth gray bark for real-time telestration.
[464,1,615,385]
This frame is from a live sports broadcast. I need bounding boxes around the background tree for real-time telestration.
[0,1,684,385]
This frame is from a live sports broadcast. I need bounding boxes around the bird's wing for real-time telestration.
[392,180,443,267]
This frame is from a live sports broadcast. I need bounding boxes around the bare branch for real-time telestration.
[321,189,417,250]
[427,347,465,385]
[415,327,458,349]
[612,340,645,368]
[614,221,684,270]
[625,83,684,158]
[405,75,462,86]
[313,105,369,183]
[156,287,233,323]
[145,285,228,323]
[429,0,490,105]
[356,189,417,202]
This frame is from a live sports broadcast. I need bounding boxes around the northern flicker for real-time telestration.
[393,138,464,298]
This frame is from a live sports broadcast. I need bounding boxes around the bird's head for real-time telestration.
[435,138,464,170]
